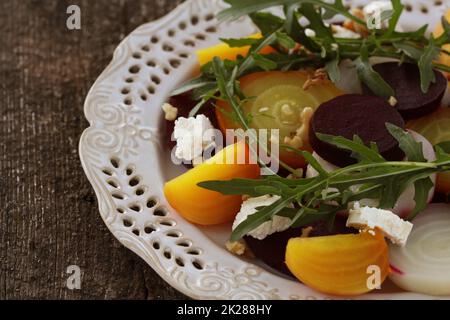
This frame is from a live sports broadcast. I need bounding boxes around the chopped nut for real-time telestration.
[287,168,303,180]
[281,104,294,116]
[331,25,361,39]
[345,8,369,37]
[284,135,303,149]
[162,102,178,121]
[284,107,314,151]
[303,68,328,91]
[388,96,398,106]
[301,226,314,238]
[226,240,247,256]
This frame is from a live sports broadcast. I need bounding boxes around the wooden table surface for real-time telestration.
[0,0,188,299]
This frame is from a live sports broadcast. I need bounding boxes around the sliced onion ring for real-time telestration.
[389,203,450,296]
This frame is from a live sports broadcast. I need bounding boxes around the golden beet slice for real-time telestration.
[216,71,342,168]
[285,230,390,296]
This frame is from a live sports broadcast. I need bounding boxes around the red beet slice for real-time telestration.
[309,94,405,167]
[362,62,447,120]
[244,217,356,277]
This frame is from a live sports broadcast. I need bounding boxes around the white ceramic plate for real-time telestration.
[80,0,450,299]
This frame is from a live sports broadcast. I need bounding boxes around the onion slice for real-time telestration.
[389,203,450,296]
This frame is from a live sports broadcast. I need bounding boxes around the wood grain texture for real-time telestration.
[0,0,187,299]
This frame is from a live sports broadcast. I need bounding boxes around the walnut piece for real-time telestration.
[161,102,178,121]
[225,240,247,256]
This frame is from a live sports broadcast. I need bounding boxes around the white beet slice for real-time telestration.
[306,130,436,218]
[389,203,450,296]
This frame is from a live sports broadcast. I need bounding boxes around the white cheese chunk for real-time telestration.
[347,202,413,246]
[232,195,292,240]
[305,28,316,38]
[331,25,361,39]
[363,1,393,29]
[173,115,215,162]
[363,1,393,17]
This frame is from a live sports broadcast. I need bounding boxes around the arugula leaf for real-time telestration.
[219,0,298,21]
[386,0,403,35]
[418,38,440,93]
[283,3,319,52]
[198,178,268,197]
[249,12,284,35]
[252,53,278,70]
[435,15,450,46]
[324,54,340,83]
[393,43,423,60]
[230,196,296,241]
[281,144,328,176]
[378,175,408,209]
[409,177,435,220]
[290,207,337,228]
[220,37,259,48]
[316,133,386,163]
[436,141,450,153]
[276,31,296,49]
[354,45,395,98]
[386,123,426,162]
[298,3,334,41]
[172,77,216,96]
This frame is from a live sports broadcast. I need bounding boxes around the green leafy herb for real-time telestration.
[354,45,395,97]
[252,53,278,70]
[275,32,296,49]
[220,37,259,48]
[250,12,284,35]
[324,54,340,83]
[171,1,450,240]
[386,123,426,162]
[199,125,450,240]
[418,38,441,93]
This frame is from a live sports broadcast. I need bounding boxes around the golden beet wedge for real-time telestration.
[164,141,260,225]
[195,33,275,66]
[285,230,390,296]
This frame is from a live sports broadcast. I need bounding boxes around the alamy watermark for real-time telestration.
[66,5,81,30]
[366,265,382,290]
[66,265,81,290]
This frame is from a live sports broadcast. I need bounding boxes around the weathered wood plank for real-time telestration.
[0,0,187,299]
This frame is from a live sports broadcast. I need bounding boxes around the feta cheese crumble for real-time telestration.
[363,1,393,18]
[173,115,215,162]
[305,28,316,38]
[232,195,292,240]
[331,25,361,39]
[363,1,394,30]
[347,202,413,246]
